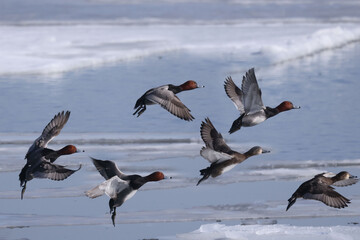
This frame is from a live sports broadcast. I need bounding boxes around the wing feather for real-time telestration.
[32,162,81,181]
[241,68,265,114]
[200,118,232,153]
[224,76,244,114]
[332,178,359,187]
[90,157,125,180]
[146,87,194,121]
[26,111,71,159]
[303,184,350,208]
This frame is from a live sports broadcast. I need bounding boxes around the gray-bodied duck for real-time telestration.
[224,68,300,134]
[133,80,204,121]
[86,157,166,226]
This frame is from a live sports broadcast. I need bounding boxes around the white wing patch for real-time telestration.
[85,176,129,199]
[200,147,232,163]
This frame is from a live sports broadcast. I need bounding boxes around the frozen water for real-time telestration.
[1,23,360,76]
[173,223,360,240]
[1,0,360,240]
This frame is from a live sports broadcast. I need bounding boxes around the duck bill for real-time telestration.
[293,105,300,109]
[76,148,85,153]
[262,149,271,154]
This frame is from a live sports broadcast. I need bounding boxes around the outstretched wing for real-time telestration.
[26,111,71,159]
[85,176,128,199]
[224,76,244,114]
[146,86,194,121]
[332,178,359,187]
[241,68,265,114]
[200,118,232,154]
[303,190,350,209]
[32,161,81,181]
[304,181,350,208]
[90,157,125,180]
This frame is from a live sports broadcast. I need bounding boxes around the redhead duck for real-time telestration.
[19,111,82,199]
[224,68,300,134]
[286,171,359,211]
[197,118,269,185]
[85,157,166,226]
[133,80,204,121]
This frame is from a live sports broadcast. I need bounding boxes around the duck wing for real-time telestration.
[304,183,350,208]
[200,147,232,163]
[85,176,128,199]
[200,118,232,154]
[332,177,359,187]
[90,157,125,180]
[146,86,194,121]
[32,161,81,181]
[241,68,265,114]
[224,76,245,114]
[26,111,71,158]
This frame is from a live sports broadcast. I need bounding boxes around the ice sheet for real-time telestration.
[173,223,360,240]
[1,23,360,76]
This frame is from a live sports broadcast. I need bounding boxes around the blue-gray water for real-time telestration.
[0,1,360,239]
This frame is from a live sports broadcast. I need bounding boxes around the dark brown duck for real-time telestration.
[197,117,269,185]
[19,111,82,199]
[286,171,358,211]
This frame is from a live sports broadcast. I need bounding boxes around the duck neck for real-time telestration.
[331,174,344,183]
[264,107,280,118]
[243,151,253,159]
[168,84,182,94]
[42,148,59,162]
[233,152,246,163]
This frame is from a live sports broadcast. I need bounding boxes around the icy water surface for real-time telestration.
[1,0,360,239]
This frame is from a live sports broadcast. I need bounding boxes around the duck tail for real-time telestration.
[19,165,28,187]
[229,113,245,134]
[286,196,297,211]
[197,167,211,186]
[109,198,115,213]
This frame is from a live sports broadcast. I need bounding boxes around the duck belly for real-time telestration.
[124,189,138,202]
[221,164,237,174]
[242,113,267,127]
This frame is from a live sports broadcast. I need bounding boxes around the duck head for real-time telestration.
[276,101,300,112]
[180,80,204,91]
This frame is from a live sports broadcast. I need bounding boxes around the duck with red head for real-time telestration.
[85,157,167,226]
[133,80,204,121]
[19,111,82,200]
[225,68,300,134]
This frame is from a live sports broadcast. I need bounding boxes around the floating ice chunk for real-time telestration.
[175,223,360,240]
